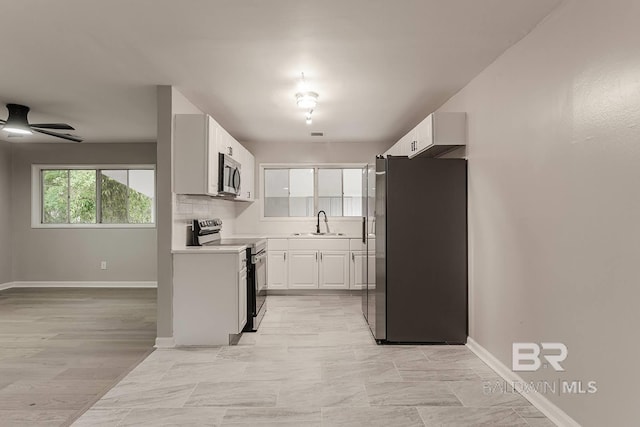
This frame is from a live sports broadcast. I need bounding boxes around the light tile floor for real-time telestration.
[73,295,554,426]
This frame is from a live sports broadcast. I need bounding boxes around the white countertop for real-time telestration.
[171,233,372,254]
[272,234,359,239]
[172,245,247,254]
[214,233,363,239]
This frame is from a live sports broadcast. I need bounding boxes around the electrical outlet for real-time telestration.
[100,261,107,270]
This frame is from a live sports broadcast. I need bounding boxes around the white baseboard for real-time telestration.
[154,337,175,348]
[4,281,157,289]
[0,281,15,291]
[466,337,580,427]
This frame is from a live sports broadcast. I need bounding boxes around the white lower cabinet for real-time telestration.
[350,252,365,290]
[267,238,352,290]
[319,251,349,289]
[238,267,247,331]
[288,250,319,289]
[173,251,247,346]
[350,251,376,290]
[267,251,288,289]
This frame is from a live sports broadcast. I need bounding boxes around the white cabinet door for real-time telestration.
[267,251,288,289]
[174,114,215,195]
[319,251,349,289]
[412,114,433,157]
[400,129,416,157]
[217,128,232,157]
[289,250,318,289]
[207,116,220,195]
[238,267,247,333]
[350,251,365,290]
[244,150,255,201]
[219,129,240,159]
[237,145,255,201]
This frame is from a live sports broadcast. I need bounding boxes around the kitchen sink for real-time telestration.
[292,232,345,236]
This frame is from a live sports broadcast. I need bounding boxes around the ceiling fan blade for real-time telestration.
[30,123,76,130]
[32,128,83,143]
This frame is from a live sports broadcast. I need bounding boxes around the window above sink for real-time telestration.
[262,163,365,219]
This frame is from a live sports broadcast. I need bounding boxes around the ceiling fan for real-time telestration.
[0,103,83,142]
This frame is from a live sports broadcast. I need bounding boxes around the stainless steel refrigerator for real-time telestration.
[362,156,467,344]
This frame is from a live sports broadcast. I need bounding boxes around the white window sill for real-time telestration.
[31,223,156,229]
[260,217,362,222]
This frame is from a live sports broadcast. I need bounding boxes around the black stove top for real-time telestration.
[217,238,265,246]
[203,237,267,254]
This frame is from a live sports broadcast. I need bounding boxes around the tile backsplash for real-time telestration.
[172,194,238,247]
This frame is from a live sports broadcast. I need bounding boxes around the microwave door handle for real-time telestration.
[233,168,241,193]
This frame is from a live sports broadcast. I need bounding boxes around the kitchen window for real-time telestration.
[32,165,156,228]
[262,165,363,218]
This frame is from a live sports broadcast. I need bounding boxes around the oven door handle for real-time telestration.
[252,251,267,264]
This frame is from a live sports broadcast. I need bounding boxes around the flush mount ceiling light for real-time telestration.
[296,91,319,109]
[295,73,319,125]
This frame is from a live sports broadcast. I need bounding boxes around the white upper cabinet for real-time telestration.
[384,112,466,158]
[174,114,219,195]
[237,144,255,201]
[217,127,240,159]
[173,113,254,200]
[207,116,220,195]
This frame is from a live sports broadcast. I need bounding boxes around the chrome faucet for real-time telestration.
[316,210,330,234]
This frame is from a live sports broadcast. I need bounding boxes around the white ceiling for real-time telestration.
[0,0,560,145]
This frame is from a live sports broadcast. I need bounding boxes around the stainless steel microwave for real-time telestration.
[218,153,241,197]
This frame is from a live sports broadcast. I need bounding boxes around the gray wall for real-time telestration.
[11,142,157,282]
[156,86,209,339]
[156,86,173,339]
[438,0,639,425]
[0,141,11,284]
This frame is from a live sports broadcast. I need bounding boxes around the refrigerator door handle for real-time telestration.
[362,216,366,244]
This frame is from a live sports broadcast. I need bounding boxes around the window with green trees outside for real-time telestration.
[40,167,155,226]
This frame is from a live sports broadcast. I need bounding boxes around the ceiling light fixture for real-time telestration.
[295,73,319,110]
[2,124,32,135]
[296,91,318,109]
[305,110,313,125]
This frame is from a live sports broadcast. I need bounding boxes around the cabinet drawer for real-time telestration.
[268,239,289,251]
[289,239,349,251]
[350,239,365,251]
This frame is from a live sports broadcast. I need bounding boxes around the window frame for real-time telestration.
[260,163,366,221]
[31,164,157,229]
